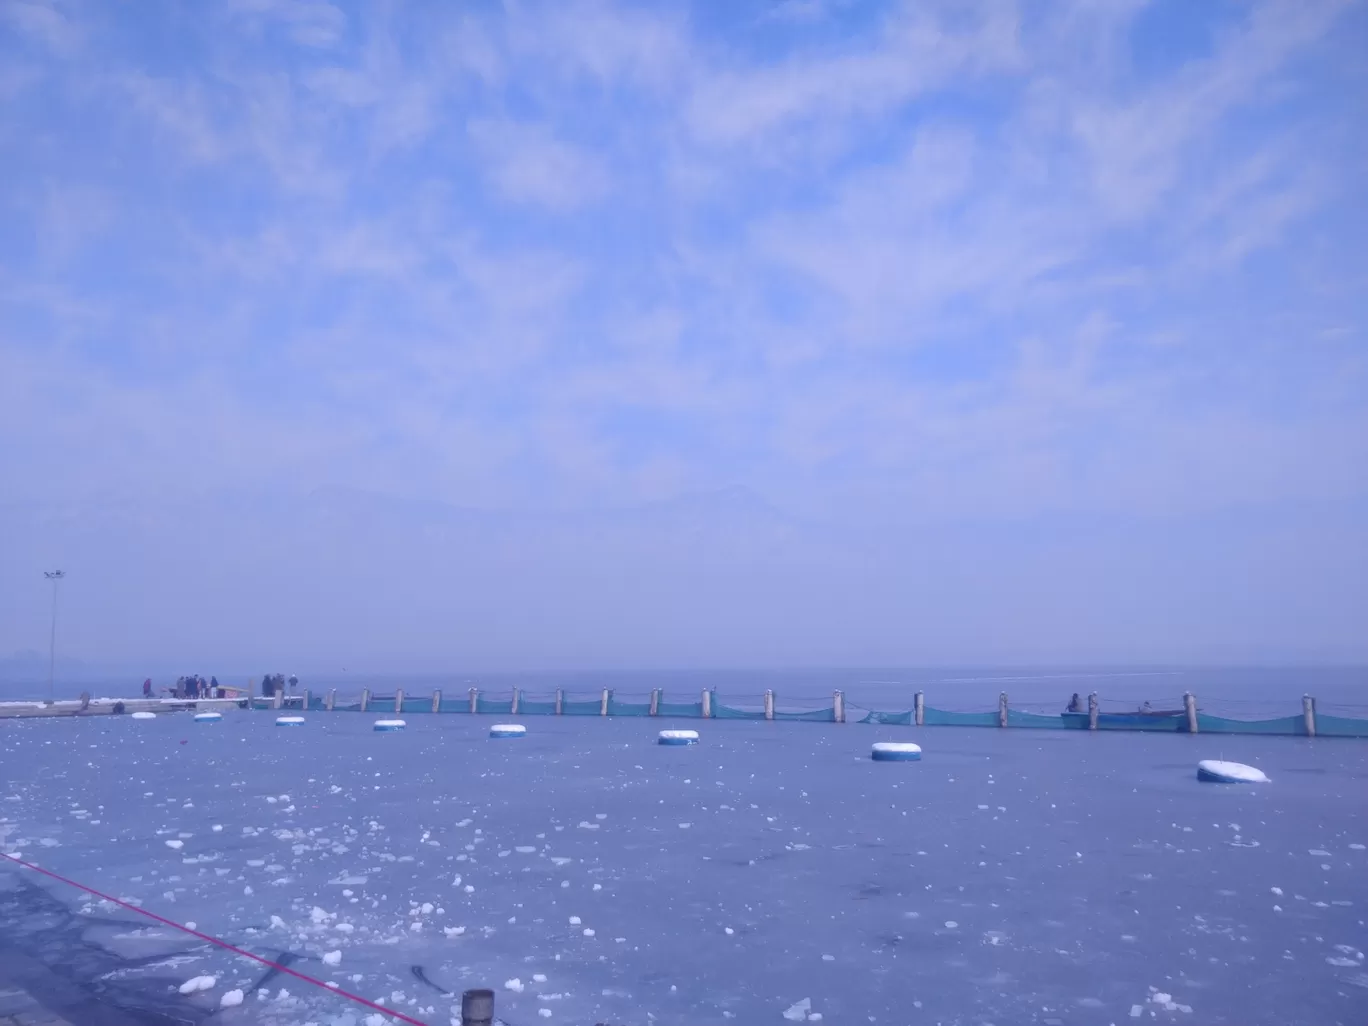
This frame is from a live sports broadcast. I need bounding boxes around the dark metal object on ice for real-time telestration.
[412,963,452,995]
[461,987,496,1026]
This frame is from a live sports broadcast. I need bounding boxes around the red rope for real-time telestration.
[0,851,429,1026]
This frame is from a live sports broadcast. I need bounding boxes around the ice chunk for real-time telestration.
[179,975,216,994]
[165,840,184,850]
[783,998,812,1021]
[220,990,244,1008]
[323,950,342,966]
[505,978,525,993]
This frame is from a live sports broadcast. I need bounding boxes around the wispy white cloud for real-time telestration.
[467,119,610,211]
[222,0,346,49]
[1,0,1366,665]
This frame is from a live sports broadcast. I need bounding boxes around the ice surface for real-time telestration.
[0,714,1364,1025]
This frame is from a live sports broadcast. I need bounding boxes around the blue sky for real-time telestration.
[1,0,1366,673]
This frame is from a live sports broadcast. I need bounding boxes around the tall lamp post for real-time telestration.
[44,570,65,704]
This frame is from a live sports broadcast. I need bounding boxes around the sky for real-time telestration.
[1,0,1366,676]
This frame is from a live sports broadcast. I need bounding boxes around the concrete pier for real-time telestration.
[0,697,246,719]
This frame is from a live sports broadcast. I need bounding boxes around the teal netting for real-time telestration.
[858,709,913,725]
[562,697,604,716]
[1197,713,1305,735]
[288,688,1368,739]
[608,696,653,717]
[924,707,1000,727]
[1007,709,1066,729]
[775,706,836,723]
[1317,714,1368,738]
[475,694,515,715]
[712,706,765,720]
[518,699,557,715]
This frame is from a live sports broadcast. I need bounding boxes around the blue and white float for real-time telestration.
[131,711,157,720]
[871,741,922,762]
[193,712,222,723]
[1197,759,1269,784]
[658,729,700,746]
[373,719,406,732]
[275,715,305,727]
[489,723,526,739]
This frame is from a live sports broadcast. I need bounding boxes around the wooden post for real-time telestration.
[469,688,479,714]
[302,688,311,711]
[273,689,284,710]
[394,688,405,714]
[359,688,370,713]
[1303,694,1317,737]
[701,689,712,719]
[247,678,255,707]
[511,688,520,715]
[1087,692,1099,731]
[764,690,775,721]
[554,688,564,715]
[914,691,924,726]
[998,692,1008,727]
[432,690,442,713]
[833,690,845,724]
[1184,692,1199,734]
[326,689,336,711]
[649,689,660,716]
[600,689,610,716]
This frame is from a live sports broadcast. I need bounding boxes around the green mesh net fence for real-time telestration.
[279,690,1368,737]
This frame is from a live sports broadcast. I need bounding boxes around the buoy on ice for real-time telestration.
[373,719,406,732]
[658,729,700,746]
[490,723,526,738]
[194,712,222,723]
[131,711,157,720]
[1197,759,1269,784]
[275,715,305,727]
[871,741,922,762]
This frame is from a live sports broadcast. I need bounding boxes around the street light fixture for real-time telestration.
[44,571,65,704]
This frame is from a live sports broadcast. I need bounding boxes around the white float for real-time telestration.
[658,729,700,746]
[275,715,305,727]
[1197,759,1269,784]
[131,711,157,720]
[194,712,222,723]
[489,723,526,739]
[373,719,406,732]
[871,741,922,762]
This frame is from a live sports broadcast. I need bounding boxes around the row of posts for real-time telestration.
[244,684,1323,736]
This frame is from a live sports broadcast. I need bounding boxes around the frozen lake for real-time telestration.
[1,714,1366,1026]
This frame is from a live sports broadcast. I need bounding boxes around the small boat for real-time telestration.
[1061,709,1190,731]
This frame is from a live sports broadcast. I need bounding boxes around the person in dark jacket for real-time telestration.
[1066,693,1083,713]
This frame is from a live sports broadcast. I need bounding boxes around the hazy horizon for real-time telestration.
[3,1,1366,673]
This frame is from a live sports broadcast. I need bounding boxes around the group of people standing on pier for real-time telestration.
[260,673,297,698]
[140,675,224,698]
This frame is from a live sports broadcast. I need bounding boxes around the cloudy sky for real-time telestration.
[2,0,1365,675]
